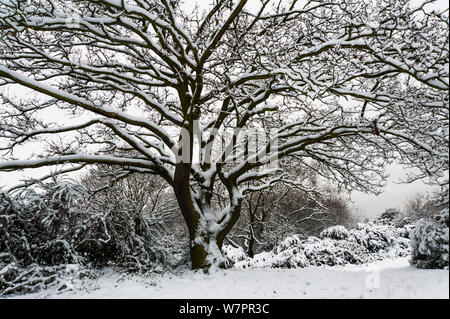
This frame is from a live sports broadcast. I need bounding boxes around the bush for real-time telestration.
[303,238,371,266]
[0,262,96,296]
[222,245,249,266]
[319,225,350,240]
[349,223,410,255]
[0,182,94,295]
[321,223,410,258]
[234,222,411,269]
[410,208,449,269]
[378,208,401,222]
[0,178,187,296]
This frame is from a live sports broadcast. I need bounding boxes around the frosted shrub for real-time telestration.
[377,208,401,224]
[236,236,371,269]
[275,235,302,254]
[237,246,310,269]
[320,225,351,240]
[72,197,180,271]
[322,223,410,258]
[398,224,415,239]
[0,178,185,296]
[0,262,95,296]
[410,208,449,269]
[222,245,248,266]
[302,239,371,266]
[0,181,94,295]
[350,223,398,252]
[236,222,412,269]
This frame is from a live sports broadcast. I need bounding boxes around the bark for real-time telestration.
[173,166,241,270]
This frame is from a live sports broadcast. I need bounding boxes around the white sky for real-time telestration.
[350,165,439,220]
[0,0,448,220]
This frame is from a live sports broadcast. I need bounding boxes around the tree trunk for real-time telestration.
[173,160,242,270]
[174,188,240,270]
[189,230,226,270]
[247,212,256,258]
[247,230,255,259]
[173,169,228,270]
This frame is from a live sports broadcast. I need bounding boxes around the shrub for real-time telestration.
[410,208,449,269]
[222,245,251,266]
[319,225,350,240]
[235,222,412,269]
[0,178,186,296]
[379,208,401,221]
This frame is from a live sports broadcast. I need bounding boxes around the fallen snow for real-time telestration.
[4,257,448,299]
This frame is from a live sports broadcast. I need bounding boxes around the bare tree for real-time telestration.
[81,164,179,220]
[403,192,446,222]
[229,178,355,257]
[0,0,448,270]
[81,164,188,246]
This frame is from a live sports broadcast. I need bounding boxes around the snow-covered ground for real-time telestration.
[5,258,448,299]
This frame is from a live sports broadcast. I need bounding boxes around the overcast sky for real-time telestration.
[0,0,448,220]
[350,166,440,219]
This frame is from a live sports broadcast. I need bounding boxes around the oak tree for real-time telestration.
[0,0,448,269]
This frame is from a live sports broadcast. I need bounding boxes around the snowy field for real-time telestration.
[6,258,448,299]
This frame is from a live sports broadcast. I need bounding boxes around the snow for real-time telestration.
[4,258,448,299]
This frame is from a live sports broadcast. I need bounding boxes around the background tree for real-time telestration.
[81,164,180,220]
[228,166,355,257]
[0,0,448,270]
[80,164,189,259]
[403,192,446,222]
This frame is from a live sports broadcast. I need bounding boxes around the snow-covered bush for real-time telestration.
[0,178,186,296]
[319,225,351,240]
[398,224,415,239]
[238,248,310,269]
[410,208,449,269]
[236,235,371,269]
[374,208,413,228]
[0,181,94,295]
[320,223,410,257]
[235,222,411,269]
[378,208,401,223]
[72,196,181,272]
[222,245,249,266]
[302,238,372,266]
[275,235,302,254]
[350,223,405,253]
[0,262,96,296]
